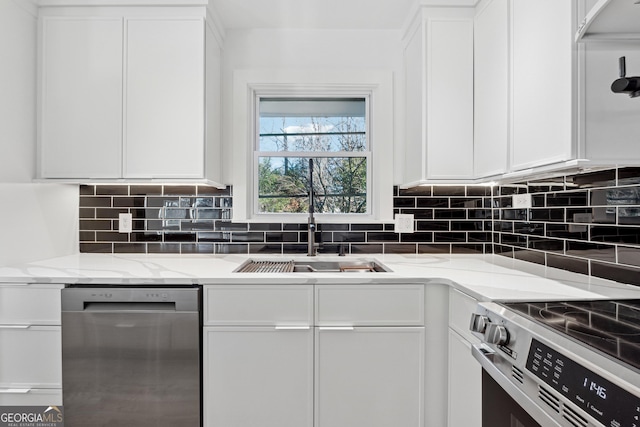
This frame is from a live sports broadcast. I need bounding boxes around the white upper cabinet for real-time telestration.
[38,4,224,186]
[474,0,640,180]
[39,17,123,178]
[123,17,204,178]
[473,0,576,179]
[510,0,575,171]
[402,7,475,186]
[473,0,509,178]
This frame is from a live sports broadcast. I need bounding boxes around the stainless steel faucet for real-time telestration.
[307,159,317,256]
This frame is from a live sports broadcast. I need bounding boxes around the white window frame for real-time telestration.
[231,69,394,223]
[253,94,372,218]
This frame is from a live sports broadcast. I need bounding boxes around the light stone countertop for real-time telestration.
[1,253,639,302]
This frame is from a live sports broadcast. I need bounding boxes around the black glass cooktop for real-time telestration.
[503,300,640,370]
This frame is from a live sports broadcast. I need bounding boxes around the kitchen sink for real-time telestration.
[234,259,391,273]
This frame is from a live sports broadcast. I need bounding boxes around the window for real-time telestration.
[255,97,370,215]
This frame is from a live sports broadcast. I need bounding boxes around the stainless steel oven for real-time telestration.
[470,300,640,427]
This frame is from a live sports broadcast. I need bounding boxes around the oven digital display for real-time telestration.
[526,339,640,427]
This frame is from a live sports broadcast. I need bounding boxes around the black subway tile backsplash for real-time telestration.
[77,167,640,288]
[492,167,640,287]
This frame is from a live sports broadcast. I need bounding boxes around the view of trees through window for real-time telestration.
[257,98,369,214]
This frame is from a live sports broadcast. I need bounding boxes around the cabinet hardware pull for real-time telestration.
[0,389,31,394]
[274,325,310,330]
[0,325,31,329]
[318,326,355,331]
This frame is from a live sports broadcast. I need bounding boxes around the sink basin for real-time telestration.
[234,259,391,273]
[292,260,390,273]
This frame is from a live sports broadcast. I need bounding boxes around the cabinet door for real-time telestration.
[510,0,574,170]
[204,327,313,427]
[315,327,425,427]
[0,284,62,325]
[124,18,204,179]
[204,285,313,326]
[0,389,62,406]
[0,326,61,388]
[426,17,474,180]
[448,329,481,427]
[40,17,123,178]
[474,0,509,178]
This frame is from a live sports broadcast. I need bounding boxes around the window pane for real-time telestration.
[258,157,367,214]
[259,98,366,152]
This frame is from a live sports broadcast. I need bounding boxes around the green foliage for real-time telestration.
[258,115,368,214]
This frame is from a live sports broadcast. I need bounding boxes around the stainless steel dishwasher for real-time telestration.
[61,286,201,427]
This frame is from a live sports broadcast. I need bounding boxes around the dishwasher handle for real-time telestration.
[83,301,177,312]
[62,287,201,312]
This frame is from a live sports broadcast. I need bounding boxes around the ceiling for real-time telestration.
[208,0,419,30]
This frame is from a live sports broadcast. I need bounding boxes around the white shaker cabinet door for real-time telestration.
[40,17,123,178]
[473,0,509,178]
[448,329,481,427]
[315,327,425,427]
[510,0,574,171]
[203,327,314,427]
[123,18,205,179]
[0,326,61,389]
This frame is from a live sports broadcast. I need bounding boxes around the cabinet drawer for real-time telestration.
[315,284,424,326]
[204,285,313,326]
[0,326,61,388]
[0,389,62,406]
[448,288,480,343]
[0,284,63,325]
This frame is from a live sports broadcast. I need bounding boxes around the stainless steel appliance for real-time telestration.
[61,286,201,427]
[470,300,640,427]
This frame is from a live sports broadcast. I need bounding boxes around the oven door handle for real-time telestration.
[471,344,563,427]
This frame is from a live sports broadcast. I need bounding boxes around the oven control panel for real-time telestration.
[527,339,640,427]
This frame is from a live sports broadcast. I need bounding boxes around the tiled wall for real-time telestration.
[78,167,640,287]
[494,167,640,287]
[79,184,493,255]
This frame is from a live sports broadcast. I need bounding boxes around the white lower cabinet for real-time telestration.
[203,284,426,427]
[203,327,313,427]
[0,326,61,389]
[0,284,63,405]
[448,288,482,427]
[448,329,481,427]
[315,327,425,427]
[0,389,62,406]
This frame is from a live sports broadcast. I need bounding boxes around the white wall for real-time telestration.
[0,0,78,267]
[221,28,404,220]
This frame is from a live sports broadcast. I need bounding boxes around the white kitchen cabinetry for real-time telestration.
[0,284,63,406]
[402,7,475,186]
[473,0,508,178]
[123,18,204,178]
[510,0,575,172]
[203,285,314,427]
[38,5,224,186]
[448,288,481,427]
[473,0,576,179]
[39,16,123,179]
[314,285,425,427]
[315,327,424,427]
[203,284,426,427]
[204,327,314,427]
